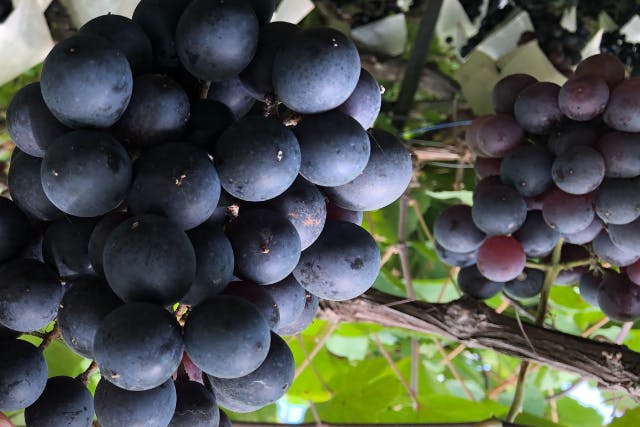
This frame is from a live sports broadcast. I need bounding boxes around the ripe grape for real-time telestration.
[603,77,640,132]
[592,230,640,267]
[94,379,177,427]
[474,157,502,179]
[0,339,48,411]
[207,77,256,119]
[457,265,504,300]
[40,34,132,128]
[471,182,527,235]
[597,271,640,322]
[184,296,271,378]
[542,189,594,234]
[6,82,68,157]
[434,241,477,268]
[87,211,130,276]
[594,178,640,225]
[574,53,625,89]
[169,380,219,427]
[338,68,382,129]
[293,220,380,301]
[0,197,30,262]
[558,75,609,121]
[500,144,553,197]
[273,27,360,114]
[596,131,640,178]
[608,217,640,255]
[551,145,605,195]
[186,99,235,151]
[514,210,560,258]
[504,268,544,300]
[513,82,563,134]
[261,275,307,327]
[578,272,602,306]
[562,217,603,244]
[103,215,196,305]
[475,114,524,157]
[325,201,363,225]
[24,376,94,427]
[547,121,599,156]
[176,0,259,81]
[94,302,184,391]
[223,281,280,329]
[275,291,319,336]
[42,216,98,278]
[492,73,537,114]
[433,204,485,253]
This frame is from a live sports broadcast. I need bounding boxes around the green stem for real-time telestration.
[524,262,548,272]
[506,238,565,422]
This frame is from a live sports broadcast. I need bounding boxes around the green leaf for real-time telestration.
[325,334,369,361]
[556,397,604,427]
[610,407,640,426]
[425,190,474,206]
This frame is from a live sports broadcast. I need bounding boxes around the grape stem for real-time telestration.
[77,360,99,385]
[38,322,60,351]
[525,257,591,272]
[506,238,565,422]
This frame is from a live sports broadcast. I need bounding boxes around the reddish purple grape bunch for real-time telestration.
[434,53,640,322]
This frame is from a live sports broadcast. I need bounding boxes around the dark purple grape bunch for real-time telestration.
[0,0,413,425]
[434,53,640,323]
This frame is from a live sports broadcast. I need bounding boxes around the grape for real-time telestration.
[325,201,363,225]
[542,189,594,234]
[504,268,544,300]
[514,210,560,258]
[578,272,602,306]
[597,271,640,322]
[40,34,132,128]
[223,281,280,329]
[132,0,191,69]
[169,380,219,427]
[293,220,380,301]
[272,27,360,114]
[176,0,259,81]
[592,230,640,267]
[219,409,233,427]
[551,146,605,195]
[240,21,301,100]
[337,68,382,129]
[261,275,307,327]
[500,144,553,197]
[596,131,640,178]
[475,114,524,157]
[42,217,98,279]
[57,276,123,359]
[471,182,527,235]
[433,204,485,253]
[215,116,301,202]
[457,265,504,300]
[78,14,153,76]
[603,77,640,132]
[6,82,68,157]
[209,332,294,413]
[0,259,62,332]
[472,175,501,201]
[323,129,412,211]
[94,378,177,427]
[477,236,525,282]
[186,100,235,151]
[114,74,190,149]
[247,0,276,24]
[562,217,603,244]
[294,110,370,187]
[207,77,256,119]
[127,143,220,230]
[608,217,640,255]
[492,73,537,114]
[547,121,599,156]
[0,324,18,341]
[227,209,301,285]
[103,215,196,305]
[262,176,327,250]
[595,178,640,225]
[184,296,271,378]
[574,53,625,89]
[41,130,132,217]
[24,376,93,427]
[8,150,63,221]
[513,82,564,134]
[434,241,477,268]
[464,115,490,156]
[558,75,609,121]
[94,302,183,391]
[0,339,47,411]
[182,223,234,306]
[87,211,130,276]
[275,291,319,336]
[0,197,30,262]
[474,157,502,179]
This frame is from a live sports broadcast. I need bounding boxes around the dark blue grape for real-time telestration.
[0,339,47,411]
[25,376,94,427]
[603,77,640,132]
[433,204,485,253]
[592,230,640,267]
[595,178,640,225]
[184,296,271,378]
[274,291,318,336]
[558,75,609,121]
[596,131,640,178]
[500,144,553,197]
[562,217,603,245]
[87,211,130,276]
[609,217,640,255]
[492,73,537,114]
[40,34,132,128]
[547,121,599,156]
[223,281,280,329]
[42,216,98,279]
[94,302,183,391]
[542,189,594,234]
[0,197,30,262]
[337,68,382,129]
[273,27,360,114]
[186,99,235,151]
[176,0,259,81]
[434,241,477,268]
[504,268,544,300]
[457,265,504,300]
[552,145,605,195]
[578,272,602,306]
[471,182,527,235]
[207,77,256,119]
[513,82,563,134]
[514,210,560,257]
[261,275,307,327]
[597,270,640,321]
[169,380,219,427]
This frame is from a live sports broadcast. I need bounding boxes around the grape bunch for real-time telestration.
[435,53,640,322]
[0,0,413,425]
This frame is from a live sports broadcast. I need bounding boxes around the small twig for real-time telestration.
[372,334,420,409]
[308,400,323,427]
[616,322,633,344]
[581,317,610,338]
[524,262,548,272]
[514,310,537,356]
[433,338,476,401]
[501,294,537,322]
[297,335,334,396]
[380,245,398,268]
[546,378,586,401]
[548,388,559,422]
[199,81,211,99]
[408,197,435,245]
[505,361,530,422]
[77,361,99,385]
[294,323,338,379]
[38,323,60,351]
[439,343,466,365]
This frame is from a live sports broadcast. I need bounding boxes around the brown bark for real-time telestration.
[319,290,640,400]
